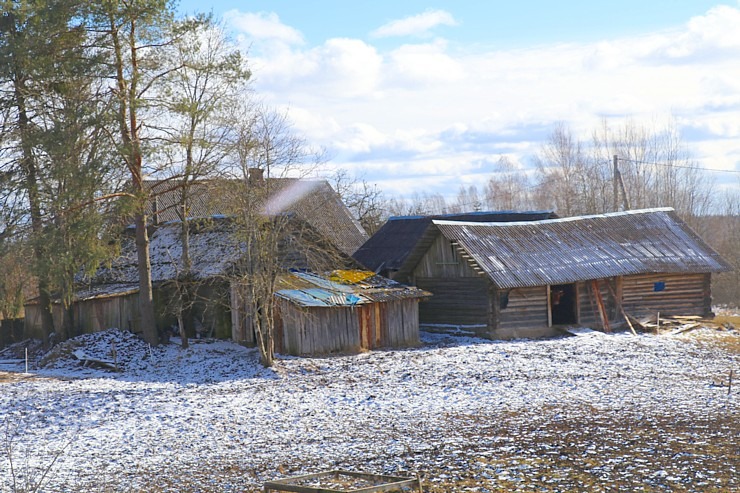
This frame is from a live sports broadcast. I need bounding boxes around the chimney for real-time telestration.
[248,168,264,184]
[153,195,160,225]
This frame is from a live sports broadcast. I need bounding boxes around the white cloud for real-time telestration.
[668,5,740,58]
[371,9,458,38]
[311,39,383,97]
[242,37,383,100]
[280,107,342,141]
[387,40,465,86]
[226,5,740,202]
[226,11,303,45]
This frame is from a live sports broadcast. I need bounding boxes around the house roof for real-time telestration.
[144,178,368,257]
[411,208,731,289]
[352,210,557,274]
[275,271,431,308]
[91,218,244,287]
[89,214,360,292]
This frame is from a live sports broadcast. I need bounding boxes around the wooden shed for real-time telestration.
[393,208,732,339]
[23,284,139,340]
[273,271,430,355]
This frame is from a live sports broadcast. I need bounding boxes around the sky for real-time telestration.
[176,0,740,202]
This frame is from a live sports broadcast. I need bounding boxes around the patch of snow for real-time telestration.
[0,328,737,491]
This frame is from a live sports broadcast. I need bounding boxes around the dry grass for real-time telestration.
[113,402,738,493]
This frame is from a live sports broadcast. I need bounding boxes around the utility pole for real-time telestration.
[613,154,631,211]
[613,154,619,211]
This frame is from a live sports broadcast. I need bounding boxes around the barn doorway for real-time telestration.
[550,283,577,325]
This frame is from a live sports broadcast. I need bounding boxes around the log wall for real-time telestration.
[577,279,617,329]
[415,277,490,328]
[496,286,555,339]
[413,235,492,334]
[413,235,480,278]
[621,272,711,319]
[277,299,420,356]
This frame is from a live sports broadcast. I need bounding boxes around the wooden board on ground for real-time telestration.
[72,350,117,370]
[263,470,422,493]
[563,327,603,337]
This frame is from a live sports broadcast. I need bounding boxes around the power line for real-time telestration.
[617,157,740,174]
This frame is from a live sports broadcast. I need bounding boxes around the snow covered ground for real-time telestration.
[0,327,737,492]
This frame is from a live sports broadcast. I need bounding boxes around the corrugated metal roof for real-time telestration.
[352,210,557,274]
[433,208,732,289]
[275,270,431,307]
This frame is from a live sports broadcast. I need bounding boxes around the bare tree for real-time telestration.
[533,123,593,216]
[485,156,533,211]
[532,119,714,220]
[154,18,250,347]
[386,191,449,217]
[591,118,714,220]
[450,185,483,213]
[706,186,740,307]
[219,107,341,367]
[330,169,385,235]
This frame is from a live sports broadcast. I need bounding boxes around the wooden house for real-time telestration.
[24,177,371,347]
[273,271,430,355]
[390,208,731,339]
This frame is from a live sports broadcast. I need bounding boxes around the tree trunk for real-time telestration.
[36,284,56,349]
[11,34,55,349]
[256,305,274,367]
[60,303,74,342]
[177,314,189,349]
[135,213,158,345]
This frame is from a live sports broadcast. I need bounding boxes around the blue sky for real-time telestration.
[177,1,740,201]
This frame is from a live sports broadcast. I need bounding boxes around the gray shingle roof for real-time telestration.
[431,208,731,289]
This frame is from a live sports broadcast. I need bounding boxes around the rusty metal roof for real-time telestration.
[432,208,732,289]
[275,271,431,308]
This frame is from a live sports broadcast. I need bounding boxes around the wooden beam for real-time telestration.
[591,280,611,333]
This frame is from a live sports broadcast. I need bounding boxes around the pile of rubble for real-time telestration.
[630,314,736,335]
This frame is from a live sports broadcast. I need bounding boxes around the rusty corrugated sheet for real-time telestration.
[434,208,732,289]
[276,271,431,307]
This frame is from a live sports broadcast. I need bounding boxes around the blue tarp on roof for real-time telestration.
[275,288,369,307]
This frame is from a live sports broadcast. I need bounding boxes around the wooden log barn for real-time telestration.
[389,208,731,339]
[352,210,557,279]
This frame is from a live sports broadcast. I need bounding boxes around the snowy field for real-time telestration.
[0,327,737,492]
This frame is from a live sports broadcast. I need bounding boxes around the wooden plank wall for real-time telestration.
[497,286,549,333]
[23,293,140,340]
[280,303,361,355]
[277,299,420,356]
[621,273,711,318]
[416,277,489,326]
[413,235,480,279]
